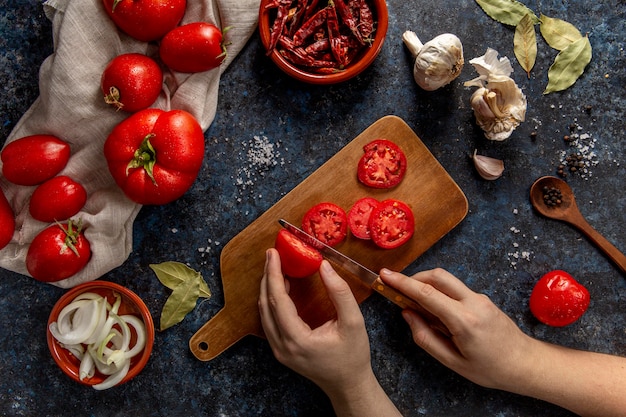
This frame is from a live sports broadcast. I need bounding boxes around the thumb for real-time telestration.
[318,260,362,322]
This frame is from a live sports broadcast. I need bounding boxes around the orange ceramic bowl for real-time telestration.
[47,280,155,388]
[258,0,388,84]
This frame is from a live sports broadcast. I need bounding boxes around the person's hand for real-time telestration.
[379,268,536,391]
[380,268,626,417]
[258,248,372,393]
[258,249,402,417]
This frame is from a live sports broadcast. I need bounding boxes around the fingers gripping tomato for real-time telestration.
[274,229,323,278]
[102,0,186,42]
[101,53,163,113]
[529,270,590,327]
[26,219,91,282]
[159,22,228,73]
[104,108,205,205]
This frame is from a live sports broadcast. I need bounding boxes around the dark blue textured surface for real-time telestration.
[1,0,625,416]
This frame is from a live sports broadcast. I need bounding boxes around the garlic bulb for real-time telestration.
[472,149,504,180]
[402,31,464,91]
[464,48,527,141]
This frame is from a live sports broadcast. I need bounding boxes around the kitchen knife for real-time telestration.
[278,219,450,336]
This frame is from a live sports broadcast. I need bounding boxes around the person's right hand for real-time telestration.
[380,268,626,417]
[379,268,537,391]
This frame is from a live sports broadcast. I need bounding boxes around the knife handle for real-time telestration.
[371,277,451,337]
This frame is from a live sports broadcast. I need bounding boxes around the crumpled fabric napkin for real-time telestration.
[0,0,260,288]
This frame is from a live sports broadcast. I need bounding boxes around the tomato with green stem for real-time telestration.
[104,108,205,205]
[101,53,163,113]
[26,219,91,282]
[159,22,229,73]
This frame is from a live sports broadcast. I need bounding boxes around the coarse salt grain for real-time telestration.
[234,134,284,197]
[507,225,534,269]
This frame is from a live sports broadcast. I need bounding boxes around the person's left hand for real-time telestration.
[258,248,373,395]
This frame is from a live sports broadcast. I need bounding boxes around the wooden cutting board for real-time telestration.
[190,115,468,361]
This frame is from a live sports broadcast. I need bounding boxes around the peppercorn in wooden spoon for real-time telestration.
[530,176,626,275]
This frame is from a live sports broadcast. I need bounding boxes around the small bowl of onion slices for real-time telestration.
[47,280,155,390]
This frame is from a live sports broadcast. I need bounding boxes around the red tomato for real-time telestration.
[26,220,91,282]
[348,197,379,240]
[1,135,70,186]
[101,53,163,113]
[368,199,414,249]
[29,176,87,222]
[302,202,348,247]
[274,229,323,278]
[357,139,407,189]
[0,188,15,249]
[104,108,205,205]
[159,22,228,73]
[102,0,186,42]
[529,270,590,327]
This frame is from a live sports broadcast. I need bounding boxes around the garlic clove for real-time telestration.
[403,31,464,91]
[472,149,504,180]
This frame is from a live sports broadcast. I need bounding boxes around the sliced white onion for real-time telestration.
[49,299,102,345]
[49,291,148,390]
[120,315,146,359]
[79,350,95,381]
[92,358,131,391]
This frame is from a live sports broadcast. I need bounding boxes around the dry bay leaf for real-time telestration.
[160,275,200,331]
[150,261,211,298]
[475,0,539,26]
[514,13,537,77]
[539,14,583,51]
[544,36,592,94]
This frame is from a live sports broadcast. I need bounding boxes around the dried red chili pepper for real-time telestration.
[293,7,328,46]
[327,2,348,66]
[332,0,364,44]
[357,0,374,41]
[266,0,295,55]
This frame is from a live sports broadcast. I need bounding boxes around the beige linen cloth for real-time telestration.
[0,0,260,288]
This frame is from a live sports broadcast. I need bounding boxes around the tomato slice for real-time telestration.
[302,202,348,247]
[357,139,407,189]
[348,197,379,240]
[368,199,415,249]
[274,229,323,278]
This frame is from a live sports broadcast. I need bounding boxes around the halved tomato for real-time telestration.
[357,139,407,189]
[348,197,379,240]
[369,199,415,249]
[274,229,323,278]
[302,202,348,247]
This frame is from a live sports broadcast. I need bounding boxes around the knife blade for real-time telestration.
[278,219,450,336]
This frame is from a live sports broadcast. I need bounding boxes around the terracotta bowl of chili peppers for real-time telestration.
[259,0,388,84]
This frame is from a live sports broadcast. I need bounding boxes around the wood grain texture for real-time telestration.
[190,115,468,361]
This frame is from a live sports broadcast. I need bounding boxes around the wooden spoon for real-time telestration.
[529,176,626,275]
